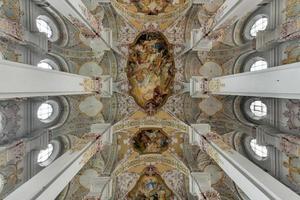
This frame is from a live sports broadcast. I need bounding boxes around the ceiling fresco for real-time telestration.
[132,128,170,154]
[127,165,174,200]
[111,0,191,29]
[127,31,175,115]
[115,0,188,16]
[115,111,185,163]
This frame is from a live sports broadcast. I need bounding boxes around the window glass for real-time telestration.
[250,17,268,37]
[37,61,53,70]
[37,144,54,163]
[250,100,267,117]
[36,18,53,38]
[250,139,268,158]
[250,60,268,72]
[37,103,54,120]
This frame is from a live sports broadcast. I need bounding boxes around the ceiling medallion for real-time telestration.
[127,31,175,115]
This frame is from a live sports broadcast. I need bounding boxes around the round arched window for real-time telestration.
[37,140,61,167]
[37,61,53,70]
[250,100,267,117]
[37,144,54,164]
[37,103,54,121]
[37,59,60,71]
[36,15,59,42]
[250,17,268,37]
[250,139,268,158]
[250,60,268,71]
[36,17,53,38]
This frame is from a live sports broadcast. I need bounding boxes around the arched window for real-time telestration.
[250,100,267,117]
[36,15,60,42]
[37,143,54,164]
[37,100,60,123]
[37,61,53,70]
[250,60,268,71]
[36,17,53,38]
[37,59,60,71]
[37,103,54,120]
[37,140,61,167]
[250,139,268,158]
[250,17,268,37]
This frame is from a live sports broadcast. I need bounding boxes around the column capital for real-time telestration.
[93,76,113,97]
[190,76,209,98]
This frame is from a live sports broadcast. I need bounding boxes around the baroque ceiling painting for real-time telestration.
[115,0,187,16]
[127,166,175,200]
[127,31,175,114]
[111,0,191,29]
[1,0,298,200]
[132,128,170,154]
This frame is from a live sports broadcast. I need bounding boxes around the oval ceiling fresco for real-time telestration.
[127,31,175,114]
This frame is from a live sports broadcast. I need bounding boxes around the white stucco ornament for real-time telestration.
[199,96,223,116]
[79,96,103,117]
[79,169,99,189]
[79,62,103,77]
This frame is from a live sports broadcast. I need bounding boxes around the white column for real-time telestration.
[0,60,112,99]
[190,62,300,99]
[190,124,300,200]
[4,124,111,200]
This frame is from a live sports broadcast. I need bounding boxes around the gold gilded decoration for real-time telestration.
[81,78,95,92]
[284,0,300,18]
[206,132,232,152]
[80,140,101,165]
[113,154,189,177]
[113,119,188,132]
[206,145,222,166]
[283,157,300,184]
[208,79,225,93]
